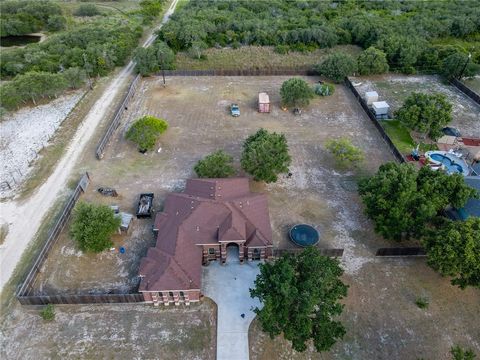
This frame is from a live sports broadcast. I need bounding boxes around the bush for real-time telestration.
[357,46,389,75]
[63,67,87,89]
[126,115,168,152]
[314,82,335,96]
[134,41,175,76]
[325,138,364,168]
[415,297,429,309]
[280,78,314,108]
[74,4,100,17]
[274,45,289,54]
[442,52,480,80]
[241,128,291,183]
[315,52,357,83]
[451,345,476,360]
[40,304,55,321]
[194,150,235,178]
[70,202,121,253]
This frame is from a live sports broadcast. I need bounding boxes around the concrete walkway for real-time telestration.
[202,247,262,360]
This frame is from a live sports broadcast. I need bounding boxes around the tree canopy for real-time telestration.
[250,246,348,353]
[126,116,168,152]
[315,52,357,83]
[70,202,121,253]
[280,78,314,108]
[422,218,480,289]
[325,138,364,168]
[442,52,480,80]
[241,129,291,183]
[358,163,476,241]
[394,92,453,140]
[194,150,235,178]
[357,47,389,75]
[134,41,175,76]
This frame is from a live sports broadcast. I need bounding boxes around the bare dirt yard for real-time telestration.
[2,76,479,359]
[351,74,480,138]
[1,300,216,360]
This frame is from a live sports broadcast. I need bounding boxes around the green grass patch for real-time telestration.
[380,120,415,154]
[174,45,362,71]
[379,120,438,154]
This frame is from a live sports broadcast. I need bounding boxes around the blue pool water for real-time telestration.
[430,154,463,174]
[289,224,319,247]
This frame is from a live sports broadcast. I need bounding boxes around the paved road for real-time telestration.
[202,247,262,360]
[0,0,180,292]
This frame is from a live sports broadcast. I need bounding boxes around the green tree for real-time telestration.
[422,218,480,289]
[140,0,163,22]
[63,67,87,89]
[357,47,389,75]
[70,202,121,253]
[325,138,364,168]
[280,78,314,108]
[451,345,476,360]
[188,40,208,60]
[40,304,55,321]
[358,163,475,241]
[250,247,348,353]
[46,15,66,32]
[74,4,100,17]
[315,52,357,83]
[442,52,480,80]
[194,150,235,178]
[376,34,422,73]
[134,41,175,76]
[126,115,168,152]
[394,92,453,140]
[241,129,291,183]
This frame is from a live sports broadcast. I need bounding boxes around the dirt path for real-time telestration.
[0,0,180,292]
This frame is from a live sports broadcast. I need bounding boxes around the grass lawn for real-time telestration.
[380,120,438,154]
[174,45,362,71]
[380,120,415,154]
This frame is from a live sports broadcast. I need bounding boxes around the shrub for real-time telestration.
[415,297,429,309]
[274,45,289,54]
[40,304,55,321]
[70,202,121,253]
[451,345,476,360]
[325,138,364,168]
[280,78,314,108]
[315,52,357,83]
[74,4,100,17]
[314,83,335,96]
[194,150,235,178]
[126,115,168,152]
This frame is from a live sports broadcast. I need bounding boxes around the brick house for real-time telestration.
[138,178,273,306]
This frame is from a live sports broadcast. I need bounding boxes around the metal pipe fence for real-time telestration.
[95,74,141,160]
[450,78,480,105]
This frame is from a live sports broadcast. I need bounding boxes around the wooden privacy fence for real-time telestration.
[450,78,480,105]
[376,247,426,257]
[17,293,144,306]
[344,77,406,163]
[273,248,344,258]
[160,67,315,77]
[16,173,90,302]
[95,74,141,160]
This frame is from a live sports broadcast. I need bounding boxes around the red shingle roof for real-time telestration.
[138,178,272,292]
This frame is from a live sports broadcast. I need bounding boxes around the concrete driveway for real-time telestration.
[202,246,262,360]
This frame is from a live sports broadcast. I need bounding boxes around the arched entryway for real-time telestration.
[226,243,240,263]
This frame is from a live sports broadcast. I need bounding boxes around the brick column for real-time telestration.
[220,243,227,264]
[239,243,245,264]
[247,247,253,261]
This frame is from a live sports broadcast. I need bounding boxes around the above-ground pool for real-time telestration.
[425,151,469,176]
[289,224,319,247]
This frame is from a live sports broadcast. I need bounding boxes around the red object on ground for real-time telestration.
[461,137,480,146]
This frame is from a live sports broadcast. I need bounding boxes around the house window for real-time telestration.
[180,291,185,300]
[252,248,261,260]
[169,291,174,298]
[208,248,215,255]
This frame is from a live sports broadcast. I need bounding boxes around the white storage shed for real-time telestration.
[372,101,390,116]
[365,91,379,105]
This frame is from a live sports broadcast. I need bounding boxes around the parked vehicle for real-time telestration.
[230,103,240,117]
[442,127,461,137]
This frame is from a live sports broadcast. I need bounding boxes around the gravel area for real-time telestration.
[0,90,85,198]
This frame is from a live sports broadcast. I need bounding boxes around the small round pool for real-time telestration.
[289,224,319,247]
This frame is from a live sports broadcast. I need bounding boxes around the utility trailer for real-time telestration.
[136,193,154,218]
